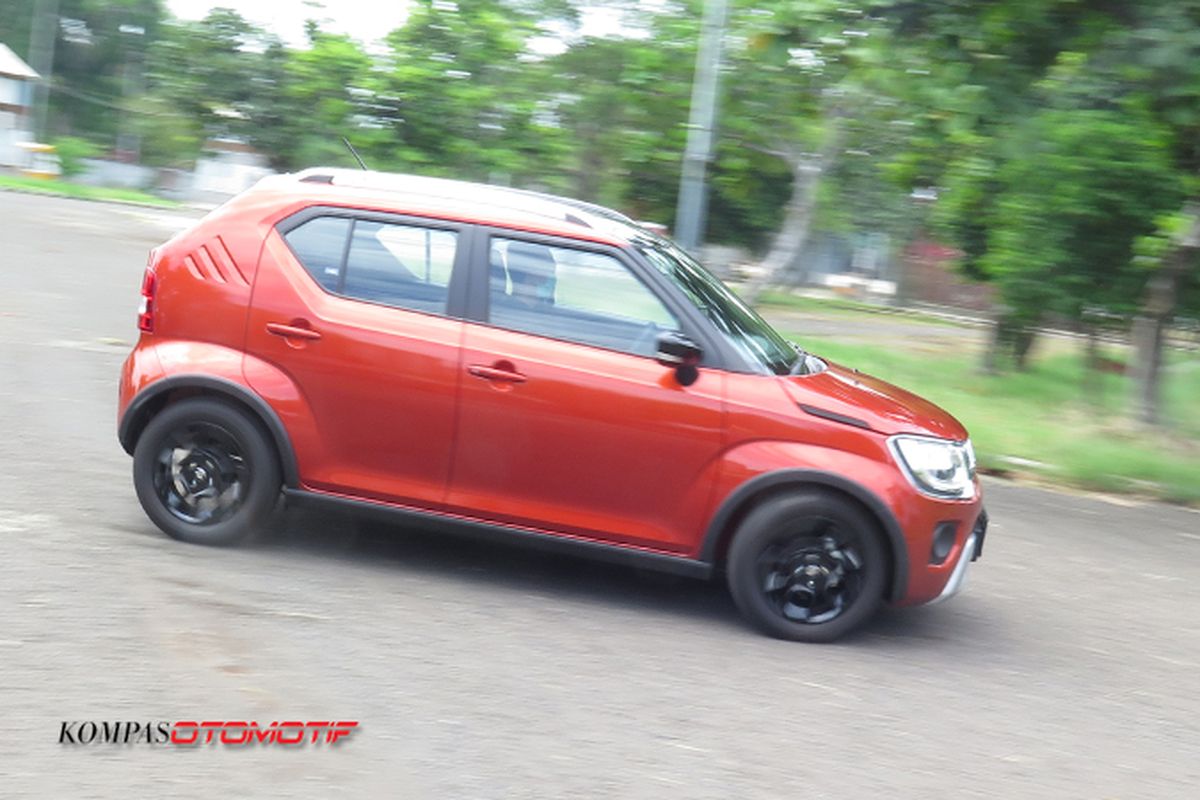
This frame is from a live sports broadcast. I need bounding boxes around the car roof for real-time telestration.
[246,168,652,247]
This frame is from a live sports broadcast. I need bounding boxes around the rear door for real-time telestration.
[446,232,725,552]
[245,208,469,508]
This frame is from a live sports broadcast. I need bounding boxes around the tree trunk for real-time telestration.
[981,308,1005,375]
[1013,326,1035,371]
[1083,324,1101,405]
[741,121,843,305]
[1130,313,1165,424]
[1132,203,1200,425]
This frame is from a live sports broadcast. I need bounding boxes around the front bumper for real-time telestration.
[928,508,987,605]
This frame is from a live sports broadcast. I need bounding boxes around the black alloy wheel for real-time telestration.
[727,491,887,642]
[133,398,281,546]
[152,420,246,525]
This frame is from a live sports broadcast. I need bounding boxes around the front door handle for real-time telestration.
[266,322,322,341]
[467,364,527,383]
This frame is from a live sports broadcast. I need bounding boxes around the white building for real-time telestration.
[0,42,38,168]
[191,137,274,202]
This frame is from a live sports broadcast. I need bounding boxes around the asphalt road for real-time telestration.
[2,191,1198,798]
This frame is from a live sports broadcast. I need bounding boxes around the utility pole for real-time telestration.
[28,0,60,142]
[674,0,729,252]
[118,24,146,162]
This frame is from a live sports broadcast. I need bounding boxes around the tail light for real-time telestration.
[137,266,157,333]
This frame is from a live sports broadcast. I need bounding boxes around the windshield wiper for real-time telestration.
[788,342,819,375]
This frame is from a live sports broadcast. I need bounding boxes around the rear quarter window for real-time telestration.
[282,216,350,292]
[281,215,458,316]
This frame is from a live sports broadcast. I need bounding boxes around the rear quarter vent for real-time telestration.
[146,234,255,347]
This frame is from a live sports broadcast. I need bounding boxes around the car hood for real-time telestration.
[782,359,969,440]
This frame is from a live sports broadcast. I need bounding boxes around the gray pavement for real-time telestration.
[2,191,1198,798]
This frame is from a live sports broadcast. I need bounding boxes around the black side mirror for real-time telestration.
[655,331,702,386]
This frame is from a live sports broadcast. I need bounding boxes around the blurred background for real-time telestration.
[4,4,1200,795]
[1,0,1197,499]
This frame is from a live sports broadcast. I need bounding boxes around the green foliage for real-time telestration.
[7,0,166,141]
[139,9,285,166]
[50,135,100,177]
[129,94,202,168]
[376,0,543,181]
[0,1,36,57]
[543,14,702,229]
[869,0,1200,384]
[16,0,1200,284]
[982,107,1182,321]
[272,31,377,171]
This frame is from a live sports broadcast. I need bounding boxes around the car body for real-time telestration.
[118,168,986,641]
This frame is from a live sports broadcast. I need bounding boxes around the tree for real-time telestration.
[269,28,377,171]
[139,9,284,166]
[2,0,166,145]
[375,0,547,182]
[868,0,1200,406]
[1130,207,1200,424]
[547,27,693,214]
[981,106,1182,371]
[723,1,868,302]
[1092,2,1200,423]
[716,1,974,297]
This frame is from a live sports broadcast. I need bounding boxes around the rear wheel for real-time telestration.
[133,398,281,546]
[727,491,887,642]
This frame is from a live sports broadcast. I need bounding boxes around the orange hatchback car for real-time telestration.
[118,169,986,641]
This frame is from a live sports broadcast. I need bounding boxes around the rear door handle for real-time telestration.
[266,322,322,340]
[467,364,526,383]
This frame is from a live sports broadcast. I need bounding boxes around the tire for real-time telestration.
[133,397,282,546]
[726,490,887,642]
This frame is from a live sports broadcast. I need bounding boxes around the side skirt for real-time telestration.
[281,488,714,581]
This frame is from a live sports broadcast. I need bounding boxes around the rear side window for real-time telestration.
[282,215,458,316]
[283,216,350,292]
[343,221,457,315]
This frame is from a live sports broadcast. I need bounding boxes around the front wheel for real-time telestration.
[133,398,281,546]
[726,491,887,642]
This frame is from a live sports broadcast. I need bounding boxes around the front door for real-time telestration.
[447,234,724,552]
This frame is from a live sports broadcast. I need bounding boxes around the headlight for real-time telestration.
[889,435,977,499]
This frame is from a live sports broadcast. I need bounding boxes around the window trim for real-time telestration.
[625,241,774,375]
[467,226,733,370]
[275,208,757,373]
[276,205,473,320]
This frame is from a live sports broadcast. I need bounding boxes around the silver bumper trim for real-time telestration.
[928,531,977,605]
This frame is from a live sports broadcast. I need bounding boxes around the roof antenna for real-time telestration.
[342,137,368,170]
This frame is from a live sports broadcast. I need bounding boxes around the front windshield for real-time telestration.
[636,238,799,375]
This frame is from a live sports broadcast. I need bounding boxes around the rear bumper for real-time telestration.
[118,339,167,451]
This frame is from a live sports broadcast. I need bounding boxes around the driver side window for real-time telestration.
[488,237,679,357]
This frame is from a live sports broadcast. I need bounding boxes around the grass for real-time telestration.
[758,289,966,327]
[0,174,177,208]
[783,333,1200,505]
